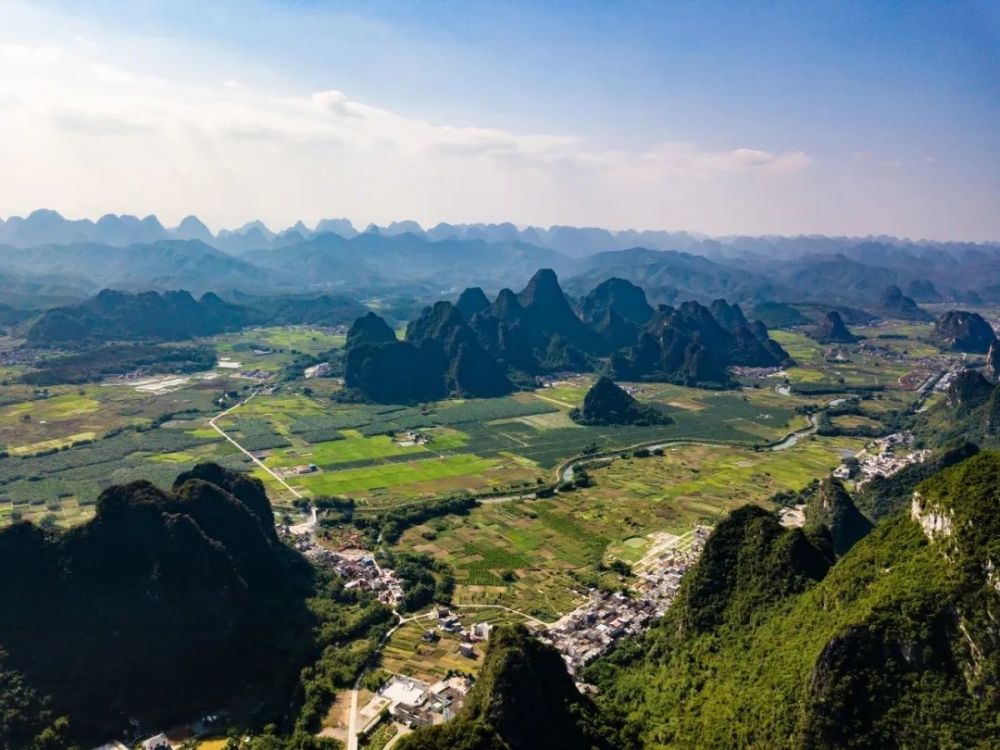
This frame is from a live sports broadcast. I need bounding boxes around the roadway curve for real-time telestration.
[557,413,819,483]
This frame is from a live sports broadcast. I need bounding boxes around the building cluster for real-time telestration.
[535,373,585,387]
[301,545,404,607]
[543,589,655,675]
[0,347,44,366]
[366,674,474,729]
[543,527,710,676]
[93,712,221,750]
[427,606,492,655]
[731,365,785,378]
[835,431,930,487]
[396,430,430,447]
[275,463,319,479]
[234,368,273,381]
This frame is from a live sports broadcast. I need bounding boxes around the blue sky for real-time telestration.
[0,0,997,239]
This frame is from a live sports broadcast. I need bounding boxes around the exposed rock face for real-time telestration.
[589,452,1000,749]
[911,490,954,540]
[931,310,996,353]
[946,369,993,411]
[811,310,858,344]
[985,340,1000,382]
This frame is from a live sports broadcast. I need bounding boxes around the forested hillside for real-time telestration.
[0,464,388,748]
[583,453,1000,748]
[397,625,610,750]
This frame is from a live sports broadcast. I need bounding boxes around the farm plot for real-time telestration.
[381,620,488,682]
[0,381,224,454]
[286,454,513,498]
[265,432,431,469]
[0,423,253,527]
[395,434,866,618]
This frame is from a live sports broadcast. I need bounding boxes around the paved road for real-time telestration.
[346,684,360,750]
[558,413,822,483]
[207,390,304,501]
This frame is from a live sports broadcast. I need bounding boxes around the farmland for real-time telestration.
[392,434,865,620]
[0,314,956,530]
[220,380,823,510]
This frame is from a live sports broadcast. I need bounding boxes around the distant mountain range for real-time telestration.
[1,209,999,311]
[0,209,704,257]
[26,289,368,345]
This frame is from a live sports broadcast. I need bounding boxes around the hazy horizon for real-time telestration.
[4,206,1000,246]
[1,1,997,241]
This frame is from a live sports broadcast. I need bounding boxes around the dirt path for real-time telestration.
[534,393,577,409]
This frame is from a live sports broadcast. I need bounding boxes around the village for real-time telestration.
[833,430,931,488]
[542,526,711,677]
[300,542,407,608]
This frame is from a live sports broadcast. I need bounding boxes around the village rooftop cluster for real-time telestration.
[543,526,710,677]
[834,431,930,488]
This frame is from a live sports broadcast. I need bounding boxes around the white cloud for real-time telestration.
[0,32,821,235]
[639,142,813,177]
[0,43,63,62]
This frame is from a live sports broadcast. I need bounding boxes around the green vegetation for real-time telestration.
[397,625,610,750]
[395,437,863,619]
[20,343,217,386]
[27,289,366,346]
[0,464,388,748]
[584,452,1000,748]
[571,377,673,426]
[0,424,248,524]
[804,477,873,556]
[610,299,790,386]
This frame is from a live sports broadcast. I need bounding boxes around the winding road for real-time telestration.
[557,413,819,484]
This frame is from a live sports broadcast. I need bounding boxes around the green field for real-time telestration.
[0,313,950,527]
[285,454,509,497]
[254,382,816,504]
[381,619,488,682]
[394,434,866,620]
[766,324,964,394]
[0,374,858,524]
[207,325,346,373]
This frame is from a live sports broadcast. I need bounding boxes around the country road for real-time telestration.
[557,413,821,483]
[207,390,305,501]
